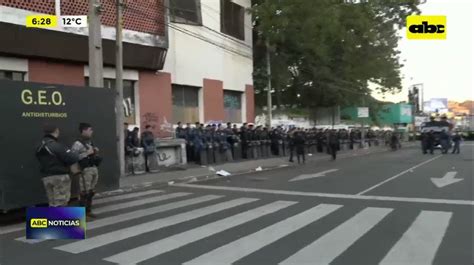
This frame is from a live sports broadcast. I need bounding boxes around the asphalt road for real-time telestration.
[1,144,473,265]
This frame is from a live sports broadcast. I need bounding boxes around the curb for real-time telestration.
[95,143,417,199]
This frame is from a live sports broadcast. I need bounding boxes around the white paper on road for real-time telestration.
[289,169,339,182]
[379,211,452,265]
[93,192,191,214]
[94,189,164,204]
[216,170,231,176]
[54,197,259,253]
[103,200,297,264]
[184,203,342,265]
[280,207,393,265]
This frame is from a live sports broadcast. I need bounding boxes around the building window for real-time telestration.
[224,90,242,123]
[220,0,245,40]
[170,0,202,25]
[0,70,25,81]
[172,84,199,123]
[85,78,137,125]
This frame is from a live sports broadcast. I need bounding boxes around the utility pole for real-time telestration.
[116,0,125,177]
[360,95,366,148]
[266,39,272,128]
[88,0,103,87]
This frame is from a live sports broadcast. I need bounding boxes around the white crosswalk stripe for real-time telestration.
[10,192,456,265]
[2,189,164,236]
[94,189,164,205]
[0,223,25,235]
[103,200,297,264]
[280,207,393,265]
[54,197,259,254]
[15,194,222,244]
[93,192,190,214]
[379,210,452,265]
[183,203,342,265]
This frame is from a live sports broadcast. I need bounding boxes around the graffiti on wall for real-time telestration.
[157,152,171,162]
[156,147,177,166]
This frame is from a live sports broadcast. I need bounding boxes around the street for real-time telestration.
[1,144,473,265]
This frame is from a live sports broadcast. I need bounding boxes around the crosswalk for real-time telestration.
[2,189,460,265]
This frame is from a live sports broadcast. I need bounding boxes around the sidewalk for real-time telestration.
[96,142,416,198]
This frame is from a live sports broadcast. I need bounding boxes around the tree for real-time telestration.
[252,0,420,122]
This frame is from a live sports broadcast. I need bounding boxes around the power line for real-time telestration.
[158,1,252,48]
[200,2,254,30]
[199,7,252,48]
[121,3,252,59]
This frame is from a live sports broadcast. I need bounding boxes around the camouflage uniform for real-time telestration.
[71,140,100,192]
[41,174,71,207]
[71,139,100,215]
[80,166,99,192]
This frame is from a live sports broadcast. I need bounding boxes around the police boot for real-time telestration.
[86,191,97,218]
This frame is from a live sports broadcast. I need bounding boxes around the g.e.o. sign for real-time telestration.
[21,89,66,106]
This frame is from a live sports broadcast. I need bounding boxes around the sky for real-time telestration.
[372,0,473,103]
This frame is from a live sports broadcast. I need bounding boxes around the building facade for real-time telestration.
[0,0,254,137]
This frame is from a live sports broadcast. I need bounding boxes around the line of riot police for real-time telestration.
[175,122,394,165]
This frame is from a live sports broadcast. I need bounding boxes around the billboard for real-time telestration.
[0,80,118,210]
[357,107,369,118]
[423,98,448,113]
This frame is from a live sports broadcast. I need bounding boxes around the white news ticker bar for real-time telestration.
[60,15,88,28]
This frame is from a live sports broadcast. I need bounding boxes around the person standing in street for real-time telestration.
[440,129,450,154]
[240,123,249,159]
[328,130,339,160]
[36,124,79,207]
[141,125,156,172]
[294,129,306,164]
[71,123,102,218]
[451,131,462,154]
[421,132,428,154]
[288,128,296,162]
[427,130,435,154]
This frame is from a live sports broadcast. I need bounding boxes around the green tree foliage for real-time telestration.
[252,0,420,113]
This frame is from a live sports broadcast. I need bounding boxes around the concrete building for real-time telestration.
[0,0,254,137]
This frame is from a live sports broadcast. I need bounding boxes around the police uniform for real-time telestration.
[71,138,101,215]
[36,134,79,207]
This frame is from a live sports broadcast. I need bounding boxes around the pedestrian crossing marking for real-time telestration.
[94,189,163,205]
[0,223,24,235]
[93,192,190,214]
[2,189,165,236]
[8,194,460,264]
[88,195,222,230]
[54,197,259,254]
[175,183,474,206]
[15,194,222,244]
[102,200,297,264]
[280,207,393,265]
[379,210,452,265]
[183,203,342,265]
